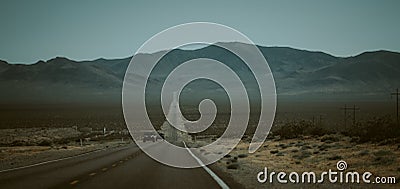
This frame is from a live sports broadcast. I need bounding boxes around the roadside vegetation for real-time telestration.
[271,116,399,144]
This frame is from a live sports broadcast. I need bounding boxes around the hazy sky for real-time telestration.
[1,0,399,64]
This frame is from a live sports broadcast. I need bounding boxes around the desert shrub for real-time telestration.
[276,152,285,156]
[373,156,394,165]
[373,150,393,156]
[54,137,76,145]
[272,120,332,139]
[227,163,239,169]
[273,120,309,139]
[293,150,311,159]
[320,134,340,142]
[38,139,52,146]
[358,150,369,156]
[270,150,279,154]
[224,154,231,158]
[327,155,342,160]
[346,116,399,143]
[11,140,29,146]
[305,124,333,137]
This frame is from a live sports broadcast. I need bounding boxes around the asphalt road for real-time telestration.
[0,142,243,189]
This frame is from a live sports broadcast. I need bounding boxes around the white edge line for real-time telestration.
[183,141,230,189]
[0,144,132,173]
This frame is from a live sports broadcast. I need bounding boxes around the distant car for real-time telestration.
[143,132,156,142]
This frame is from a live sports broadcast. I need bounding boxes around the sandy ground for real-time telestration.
[0,127,132,171]
[0,128,81,146]
[0,140,131,171]
[211,135,400,189]
[0,125,130,173]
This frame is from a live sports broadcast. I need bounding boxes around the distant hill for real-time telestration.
[1,42,399,105]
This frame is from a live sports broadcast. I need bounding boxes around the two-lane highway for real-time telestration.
[0,142,243,189]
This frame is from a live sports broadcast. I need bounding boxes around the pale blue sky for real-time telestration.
[0,0,399,63]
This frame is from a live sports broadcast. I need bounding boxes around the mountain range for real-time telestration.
[1,42,399,105]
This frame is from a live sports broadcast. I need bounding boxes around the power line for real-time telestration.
[340,104,349,128]
[319,114,323,125]
[340,104,360,128]
[312,115,323,126]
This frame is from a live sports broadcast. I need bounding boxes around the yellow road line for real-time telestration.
[102,168,108,171]
[70,180,79,185]
[89,172,97,176]
[112,164,117,167]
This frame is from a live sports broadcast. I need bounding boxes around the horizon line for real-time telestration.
[1,43,399,65]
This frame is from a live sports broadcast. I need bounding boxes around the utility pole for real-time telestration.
[391,88,400,125]
[312,116,315,126]
[319,114,323,125]
[341,104,349,128]
[351,105,360,125]
[341,104,360,128]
